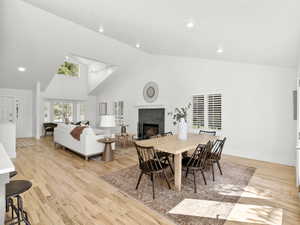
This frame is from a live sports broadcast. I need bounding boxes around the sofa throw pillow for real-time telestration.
[70,126,86,141]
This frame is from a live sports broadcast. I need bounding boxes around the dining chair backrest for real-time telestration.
[161,132,173,136]
[199,130,216,136]
[187,141,213,169]
[149,135,160,139]
[43,122,57,129]
[150,132,173,139]
[211,137,226,160]
[134,143,162,172]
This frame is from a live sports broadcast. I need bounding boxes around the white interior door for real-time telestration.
[0,96,15,123]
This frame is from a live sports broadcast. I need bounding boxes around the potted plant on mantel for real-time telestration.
[168,103,191,140]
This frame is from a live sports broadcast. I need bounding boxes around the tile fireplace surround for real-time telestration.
[138,108,165,139]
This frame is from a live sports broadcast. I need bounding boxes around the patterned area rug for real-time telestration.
[101,161,255,225]
[16,138,37,149]
[90,148,132,161]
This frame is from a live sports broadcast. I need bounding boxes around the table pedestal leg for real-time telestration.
[174,153,182,192]
[102,143,113,162]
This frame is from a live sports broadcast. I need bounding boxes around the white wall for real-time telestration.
[85,96,97,127]
[0,88,33,138]
[88,67,116,94]
[296,59,300,188]
[44,64,89,101]
[35,82,41,139]
[41,63,99,127]
[97,56,297,166]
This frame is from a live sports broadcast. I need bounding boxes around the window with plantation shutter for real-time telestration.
[208,94,222,130]
[113,101,124,125]
[192,95,205,128]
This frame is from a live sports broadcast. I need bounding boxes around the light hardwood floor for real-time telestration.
[9,137,300,225]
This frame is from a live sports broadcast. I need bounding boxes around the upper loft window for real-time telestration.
[57,61,80,77]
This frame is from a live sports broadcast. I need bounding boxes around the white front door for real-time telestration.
[0,96,15,123]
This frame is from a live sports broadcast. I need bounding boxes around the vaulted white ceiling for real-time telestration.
[23,0,300,67]
[0,0,146,90]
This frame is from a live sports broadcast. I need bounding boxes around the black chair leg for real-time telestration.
[6,198,9,212]
[11,198,14,221]
[216,161,223,175]
[193,170,197,193]
[136,171,143,190]
[166,157,174,175]
[212,163,215,181]
[17,196,21,225]
[201,170,207,185]
[23,211,30,225]
[185,168,189,178]
[17,195,31,225]
[162,170,171,189]
[151,173,155,199]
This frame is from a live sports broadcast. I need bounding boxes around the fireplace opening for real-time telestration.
[138,108,165,139]
[143,123,159,139]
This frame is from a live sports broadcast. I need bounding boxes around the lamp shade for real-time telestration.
[100,115,116,127]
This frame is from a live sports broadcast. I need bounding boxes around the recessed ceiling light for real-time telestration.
[17,67,26,72]
[186,19,195,29]
[98,26,104,33]
[135,43,141,48]
[217,47,224,54]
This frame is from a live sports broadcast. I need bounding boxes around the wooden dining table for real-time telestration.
[135,133,219,192]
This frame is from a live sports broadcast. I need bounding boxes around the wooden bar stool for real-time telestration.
[6,171,18,213]
[6,180,32,225]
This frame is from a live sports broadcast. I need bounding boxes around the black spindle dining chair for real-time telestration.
[154,132,174,174]
[161,132,173,136]
[135,143,172,199]
[182,141,213,193]
[199,130,216,136]
[149,134,161,139]
[210,137,226,181]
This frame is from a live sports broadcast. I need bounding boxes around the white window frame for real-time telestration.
[192,95,205,129]
[44,100,87,123]
[191,91,223,131]
[52,101,75,123]
[113,101,124,126]
[207,93,222,130]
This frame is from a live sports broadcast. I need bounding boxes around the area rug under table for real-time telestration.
[101,161,256,225]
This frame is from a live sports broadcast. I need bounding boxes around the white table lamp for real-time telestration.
[100,115,116,138]
[100,115,116,127]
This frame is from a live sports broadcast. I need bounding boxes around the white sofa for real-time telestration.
[54,124,115,160]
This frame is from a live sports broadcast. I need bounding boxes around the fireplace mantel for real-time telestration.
[135,104,166,109]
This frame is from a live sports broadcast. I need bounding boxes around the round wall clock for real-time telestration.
[143,81,159,103]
